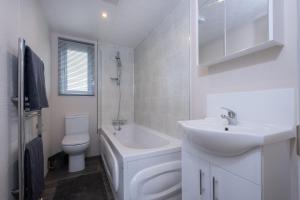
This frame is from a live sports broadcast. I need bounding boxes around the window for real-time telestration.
[58,38,95,96]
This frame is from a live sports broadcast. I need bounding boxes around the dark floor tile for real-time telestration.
[53,173,107,200]
[43,156,114,200]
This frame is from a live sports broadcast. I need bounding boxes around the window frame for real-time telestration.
[57,37,96,96]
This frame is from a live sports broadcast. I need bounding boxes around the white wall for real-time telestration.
[134,0,190,138]
[100,43,134,127]
[0,0,51,199]
[49,34,99,157]
[0,0,20,199]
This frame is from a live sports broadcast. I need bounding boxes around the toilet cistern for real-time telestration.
[220,107,237,125]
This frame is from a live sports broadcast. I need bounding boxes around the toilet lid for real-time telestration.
[62,134,90,146]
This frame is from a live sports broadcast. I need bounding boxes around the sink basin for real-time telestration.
[178,118,295,156]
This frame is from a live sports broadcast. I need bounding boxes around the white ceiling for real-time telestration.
[40,0,181,48]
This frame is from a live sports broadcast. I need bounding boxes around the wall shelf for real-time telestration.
[199,40,283,68]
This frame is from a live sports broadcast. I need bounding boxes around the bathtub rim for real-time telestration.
[100,124,181,162]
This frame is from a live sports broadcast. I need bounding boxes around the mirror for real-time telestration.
[197,0,282,67]
[198,0,225,64]
[226,0,269,54]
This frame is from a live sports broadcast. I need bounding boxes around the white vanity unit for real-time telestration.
[179,89,296,200]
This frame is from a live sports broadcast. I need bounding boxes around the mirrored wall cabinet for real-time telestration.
[192,0,284,67]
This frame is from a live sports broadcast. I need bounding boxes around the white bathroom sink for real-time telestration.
[178,118,295,156]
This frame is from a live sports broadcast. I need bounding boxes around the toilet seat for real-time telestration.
[62,134,90,146]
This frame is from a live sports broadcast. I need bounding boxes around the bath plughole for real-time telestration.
[2,0,300,200]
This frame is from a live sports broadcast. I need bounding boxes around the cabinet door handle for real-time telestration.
[212,177,218,200]
[199,170,203,195]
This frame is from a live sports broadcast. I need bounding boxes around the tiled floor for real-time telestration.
[43,156,114,200]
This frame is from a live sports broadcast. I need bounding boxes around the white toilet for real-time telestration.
[62,114,90,172]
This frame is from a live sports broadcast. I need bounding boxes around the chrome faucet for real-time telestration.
[220,107,237,125]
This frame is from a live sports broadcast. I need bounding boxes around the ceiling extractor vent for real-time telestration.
[102,0,119,5]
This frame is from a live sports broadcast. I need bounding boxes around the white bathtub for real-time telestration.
[100,124,182,200]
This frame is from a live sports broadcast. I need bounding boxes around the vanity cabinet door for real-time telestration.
[210,166,261,200]
[182,152,210,200]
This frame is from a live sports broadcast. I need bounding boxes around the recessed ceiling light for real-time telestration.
[101,12,108,19]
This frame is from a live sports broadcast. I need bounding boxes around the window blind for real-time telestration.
[58,38,95,96]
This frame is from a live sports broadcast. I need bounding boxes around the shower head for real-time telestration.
[115,51,122,67]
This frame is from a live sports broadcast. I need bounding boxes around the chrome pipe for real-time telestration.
[297,125,300,156]
[37,111,42,136]
[199,170,203,195]
[212,177,218,200]
[24,110,41,118]
[17,38,25,200]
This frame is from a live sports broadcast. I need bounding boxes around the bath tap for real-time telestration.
[112,119,127,131]
[220,107,237,125]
